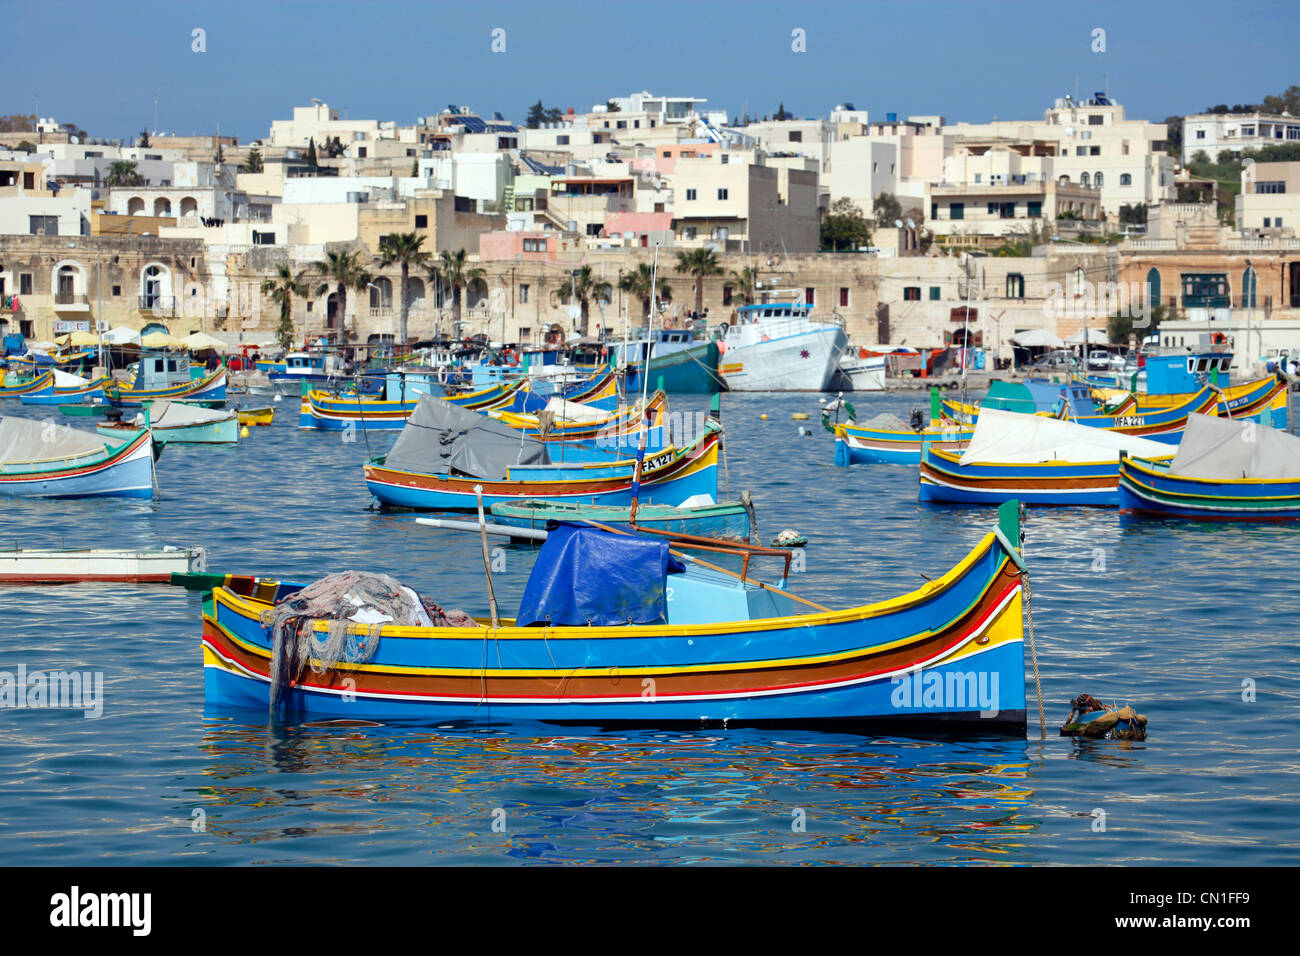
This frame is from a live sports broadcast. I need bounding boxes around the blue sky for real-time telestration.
[10,0,1299,142]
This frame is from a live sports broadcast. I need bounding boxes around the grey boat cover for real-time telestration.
[1168,413,1300,480]
[138,400,234,428]
[0,416,106,465]
[383,394,551,480]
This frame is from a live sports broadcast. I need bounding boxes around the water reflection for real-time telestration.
[188,721,1040,864]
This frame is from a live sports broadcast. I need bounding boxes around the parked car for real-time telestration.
[1087,349,1112,371]
[1027,349,1077,373]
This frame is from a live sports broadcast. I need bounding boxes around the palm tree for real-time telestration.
[556,265,612,336]
[617,263,671,321]
[311,249,371,336]
[675,248,723,317]
[262,264,308,350]
[429,249,485,341]
[377,233,430,344]
[104,161,143,188]
[727,265,758,307]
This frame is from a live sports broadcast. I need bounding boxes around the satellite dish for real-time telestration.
[894,219,903,228]
[1064,127,1075,137]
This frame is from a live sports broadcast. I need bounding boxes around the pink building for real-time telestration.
[604,211,674,247]
[478,230,559,262]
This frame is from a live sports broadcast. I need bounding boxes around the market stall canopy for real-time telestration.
[1066,328,1110,345]
[178,331,228,351]
[140,331,181,349]
[1010,329,1065,349]
[103,326,142,346]
[57,331,100,347]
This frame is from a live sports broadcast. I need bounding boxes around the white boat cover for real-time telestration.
[144,401,234,429]
[1010,329,1065,348]
[959,407,1172,464]
[542,397,612,423]
[53,369,91,388]
[1168,413,1300,480]
[0,416,105,465]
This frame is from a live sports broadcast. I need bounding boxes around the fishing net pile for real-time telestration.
[859,411,912,432]
[262,570,476,716]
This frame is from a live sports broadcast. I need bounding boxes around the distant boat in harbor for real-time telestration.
[718,301,847,392]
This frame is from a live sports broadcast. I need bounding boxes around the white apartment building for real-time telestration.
[943,94,1174,216]
[0,161,90,236]
[601,91,726,127]
[1183,111,1300,164]
[1236,160,1300,235]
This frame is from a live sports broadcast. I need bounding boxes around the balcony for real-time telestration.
[54,292,90,312]
[138,295,177,316]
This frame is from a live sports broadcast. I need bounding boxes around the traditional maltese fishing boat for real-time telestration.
[919,407,1175,507]
[0,370,54,398]
[1118,414,1300,519]
[363,394,716,511]
[191,503,1028,732]
[0,416,155,498]
[97,401,240,445]
[106,354,227,408]
[18,370,109,406]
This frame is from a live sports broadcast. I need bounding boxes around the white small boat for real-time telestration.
[0,546,207,584]
[835,350,887,391]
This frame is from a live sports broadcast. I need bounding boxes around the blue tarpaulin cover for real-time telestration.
[516,525,685,627]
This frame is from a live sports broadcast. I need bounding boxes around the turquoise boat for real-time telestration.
[97,401,239,445]
[488,496,754,541]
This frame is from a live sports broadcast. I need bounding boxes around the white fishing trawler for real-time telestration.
[717,299,847,391]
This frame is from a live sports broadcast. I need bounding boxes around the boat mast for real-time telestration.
[630,245,661,523]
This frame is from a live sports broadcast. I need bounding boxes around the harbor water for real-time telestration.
[0,390,1297,865]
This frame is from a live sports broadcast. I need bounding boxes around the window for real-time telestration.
[1241,126,1255,136]
[518,328,530,341]
[1090,146,1100,156]
[805,288,815,305]
[929,286,941,301]
[522,238,547,252]
[931,203,938,220]
[1196,129,1206,139]
[1006,273,1025,299]
[1094,172,1104,187]
[253,231,275,245]
[557,135,570,146]
[1089,115,1103,126]
[661,150,671,158]
[789,131,802,143]
[683,226,697,240]
[616,121,627,130]
[112,285,121,296]
[903,286,920,301]
[28,215,58,236]
[586,223,602,236]
[1242,266,1257,308]
[1120,173,1132,186]
[722,286,732,306]
[358,147,367,158]
[633,120,640,128]
[1255,181,1286,194]
[974,173,982,183]
[1264,218,1272,227]
[414,214,428,228]
[19,273,33,295]
[720,154,729,164]
[1080,172,1090,187]
[519,284,529,303]
[23,172,35,189]
[950,202,964,220]
[717,188,728,200]
[306,301,313,312]
[840,288,849,308]
[1076,146,1088,156]
[1027,201,1042,218]
[686,188,697,201]
[1277,218,1284,227]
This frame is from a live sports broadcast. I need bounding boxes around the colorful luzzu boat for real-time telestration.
[488,497,753,541]
[364,394,715,511]
[492,391,667,442]
[19,372,110,406]
[918,408,1175,507]
[1118,414,1300,520]
[107,364,228,408]
[834,419,974,466]
[0,416,155,499]
[97,400,240,445]
[0,370,54,399]
[195,504,1028,731]
[495,369,620,415]
[444,378,526,411]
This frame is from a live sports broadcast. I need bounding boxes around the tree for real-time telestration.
[604,100,621,113]
[378,233,430,344]
[15,140,35,153]
[1162,115,1183,158]
[525,101,548,129]
[429,248,485,340]
[0,114,37,133]
[137,129,150,148]
[872,192,902,226]
[618,263,672,321]
[1118,203,1148,226]
[311,249,371,335]
[240,146,263,173]
[305,137,318,168]
[775,103,789,121]
[262,264,308,350]
[1108,304,1167,345]
[104,161,144,187]
[674,248,723,316]
[820,197,872,251]
[556,265,612,336]
[727,265,758,307]
[1261,85,1300,116]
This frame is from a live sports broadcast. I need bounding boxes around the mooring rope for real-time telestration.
[1021,570,1046,739]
